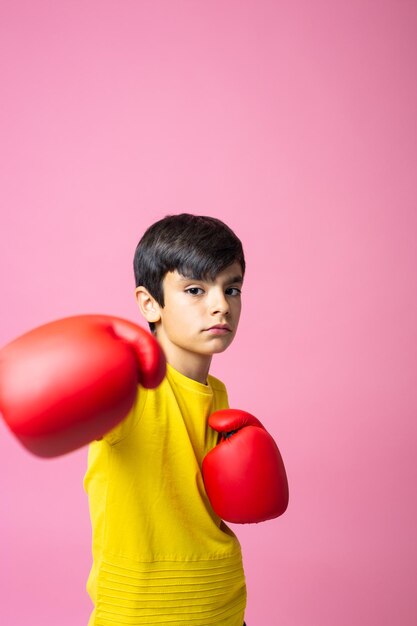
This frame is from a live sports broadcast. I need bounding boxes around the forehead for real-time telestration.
[165,262,244,286]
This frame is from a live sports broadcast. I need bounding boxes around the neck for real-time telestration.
[156,337,212,385]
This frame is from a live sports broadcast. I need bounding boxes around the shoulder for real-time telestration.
[207,373,230,411]
[207,373,228,394]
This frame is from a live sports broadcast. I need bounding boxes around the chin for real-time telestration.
[209,340,234,354]
[211,346,229,354]
[194,343,229,357]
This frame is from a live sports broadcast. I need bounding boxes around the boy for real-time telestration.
[1,214,287,623]
[84,213,248,625]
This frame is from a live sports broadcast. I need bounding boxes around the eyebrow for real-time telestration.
[177,274,244,285]
[226,275,244,285]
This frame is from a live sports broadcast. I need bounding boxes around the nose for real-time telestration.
[208,288,230,317]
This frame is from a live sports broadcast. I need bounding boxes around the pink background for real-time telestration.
[1,1,416,624]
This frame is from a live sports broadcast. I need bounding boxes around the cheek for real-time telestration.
[232,301,242,319]
[165,304,197,338]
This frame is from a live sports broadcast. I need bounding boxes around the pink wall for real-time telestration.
[1,1,416,624]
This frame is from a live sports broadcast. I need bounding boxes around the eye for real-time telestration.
[226,287,242,296]
[185,287,204,296]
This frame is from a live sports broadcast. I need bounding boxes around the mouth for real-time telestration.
[205,324,232,334]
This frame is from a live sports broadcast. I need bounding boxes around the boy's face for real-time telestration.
[143,262,243,362]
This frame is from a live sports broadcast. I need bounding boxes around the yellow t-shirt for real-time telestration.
[84,363,247,625]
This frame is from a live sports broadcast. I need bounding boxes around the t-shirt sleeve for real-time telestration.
[102,385,149,446]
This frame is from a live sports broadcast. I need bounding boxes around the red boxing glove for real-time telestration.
[202,409,289,524]
[0,315,165,457]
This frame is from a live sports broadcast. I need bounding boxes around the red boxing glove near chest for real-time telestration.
[0,315,166,457]
[202,409,289,524]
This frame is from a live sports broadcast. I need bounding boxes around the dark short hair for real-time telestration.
[134,213,245,332]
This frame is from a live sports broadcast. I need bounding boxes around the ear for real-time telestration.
[135,286,161,324]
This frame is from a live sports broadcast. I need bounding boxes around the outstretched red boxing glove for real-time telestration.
[202,409,289,524]
[0,315,165,457]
